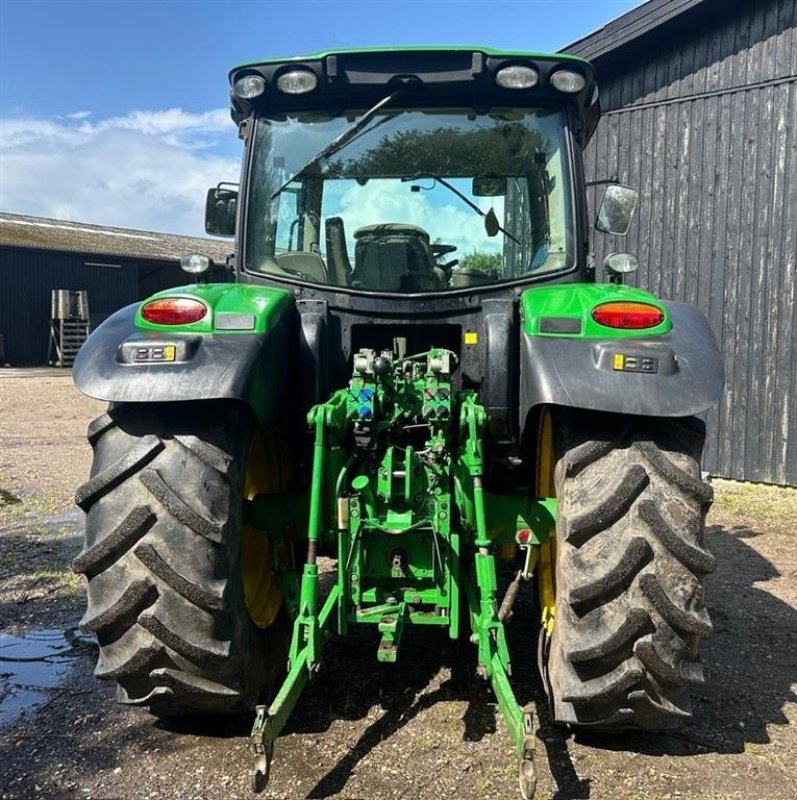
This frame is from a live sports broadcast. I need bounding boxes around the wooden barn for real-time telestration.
[565,0,797,486]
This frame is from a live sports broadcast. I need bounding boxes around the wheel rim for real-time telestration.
[241,429,284,628]
[536,408,557,636]
[535,408,557,702]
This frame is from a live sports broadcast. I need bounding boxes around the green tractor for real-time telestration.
[73,48,723,797]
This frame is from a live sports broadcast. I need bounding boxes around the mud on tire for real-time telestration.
[547,411,715,730]
[73,402,289,715]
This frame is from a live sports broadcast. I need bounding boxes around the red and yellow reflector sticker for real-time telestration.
[612,352,660,373]
[132,344,177,363]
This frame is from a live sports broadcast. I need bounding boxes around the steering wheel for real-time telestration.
[431,243,457,258]
[430,243,459,278]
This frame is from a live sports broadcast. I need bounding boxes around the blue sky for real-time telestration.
[0,0,644,237]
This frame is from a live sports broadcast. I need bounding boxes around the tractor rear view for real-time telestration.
[72,48,724,797]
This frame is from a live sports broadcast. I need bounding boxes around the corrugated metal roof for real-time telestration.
[0,212,232,263]
[562,0,711,62]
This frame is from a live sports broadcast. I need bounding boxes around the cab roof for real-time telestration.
[227,47,600,143]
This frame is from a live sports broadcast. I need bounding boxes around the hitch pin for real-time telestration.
[250,705,274,793]
[518,709,537,800]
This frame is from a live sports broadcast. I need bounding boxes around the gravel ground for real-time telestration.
[0,373,795,800]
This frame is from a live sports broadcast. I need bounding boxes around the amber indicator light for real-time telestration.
[592,302,664,330]
[141,298,207,325]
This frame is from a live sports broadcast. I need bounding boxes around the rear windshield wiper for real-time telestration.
[271,90,402,199]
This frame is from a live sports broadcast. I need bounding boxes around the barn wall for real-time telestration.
[0,248,195,366]
[579,0,797,485]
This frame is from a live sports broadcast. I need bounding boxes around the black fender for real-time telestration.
[72,303,295,428]
[520,300,724,421]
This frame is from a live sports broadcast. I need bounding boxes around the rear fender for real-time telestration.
[520,286,724,420]
[73,284,296,428]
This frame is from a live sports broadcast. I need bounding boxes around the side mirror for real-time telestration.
[205,186,238,237]
[472,177,506,197]
[596,184,638,236]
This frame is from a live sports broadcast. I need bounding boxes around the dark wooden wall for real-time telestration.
[575,0,796,485]
[0,248,186,366]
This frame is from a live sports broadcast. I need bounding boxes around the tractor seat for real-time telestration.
[354,223,432,243]
[351,223,442,292]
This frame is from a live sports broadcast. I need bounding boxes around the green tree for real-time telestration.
[458,249,502,274]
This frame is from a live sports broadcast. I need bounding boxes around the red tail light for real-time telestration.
[592,301,665,330]
[141,298,207,325]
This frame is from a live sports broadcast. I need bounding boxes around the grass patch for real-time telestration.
[710,479,797,531]
[25,567,84,600]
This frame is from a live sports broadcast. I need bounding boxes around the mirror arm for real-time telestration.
[585,176,618,188]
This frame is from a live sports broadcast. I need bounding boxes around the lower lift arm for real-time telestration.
[459,396,538,800]
[250,401,345,791]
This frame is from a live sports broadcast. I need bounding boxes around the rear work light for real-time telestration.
[592,301,665,330]
[495,65,540,89]
[233,75,266,99]
[551,69,586,94]
[141,298,207,325]
[276,69,318,94]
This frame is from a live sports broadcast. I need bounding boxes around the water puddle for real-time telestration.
[0,627,96,727]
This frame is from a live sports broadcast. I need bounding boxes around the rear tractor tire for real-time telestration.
[73,402,290,716]
[546,411,715,730]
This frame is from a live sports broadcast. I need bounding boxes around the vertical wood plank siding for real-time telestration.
[578,0,796,485]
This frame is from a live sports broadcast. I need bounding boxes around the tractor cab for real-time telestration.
[207,49,602,296]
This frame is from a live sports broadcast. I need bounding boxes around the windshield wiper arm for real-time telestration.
[271,90,402,199]
[403,174,521,245]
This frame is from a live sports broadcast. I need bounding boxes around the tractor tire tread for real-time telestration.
[134,543,223,612]
[72,505,156,578]
[634,640,705,687]
[564,464,649,548]
[76,436,164,510]
[635,439,713,504]
[77,403,288,715]
[87,412,118,445]
[138,612,230,665]
[569,537,654,615]
[79,578,158,635]
[139,468,223,543]
[174,435,233,474]
[639,574,713,636]
[567,608,653,663]
[547,411,713,731]
[95,643,164,680]
[638,499,716,574]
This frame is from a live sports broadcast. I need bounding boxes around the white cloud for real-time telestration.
[0,108,239,236]
[324,179,505,257]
